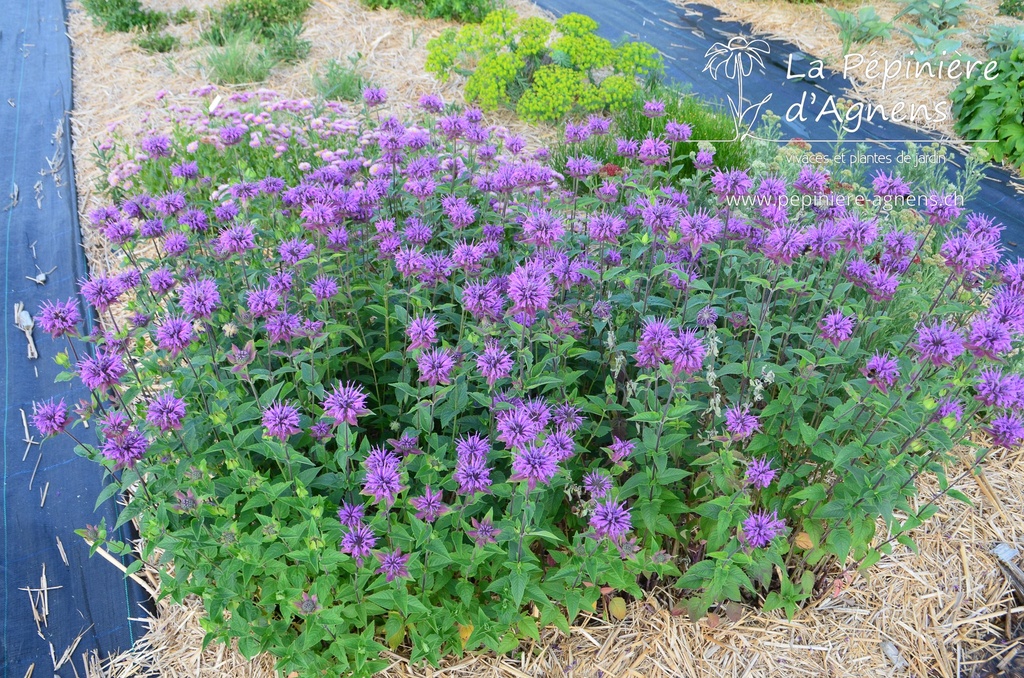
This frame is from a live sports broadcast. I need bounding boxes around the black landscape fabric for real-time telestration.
[1,0,147,673]
[534,0,1024,251]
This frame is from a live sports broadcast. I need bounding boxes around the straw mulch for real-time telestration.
[676,0,1024,145]
[67,1,1024,677]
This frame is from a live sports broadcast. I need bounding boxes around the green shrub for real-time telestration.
[81,0,167,32]
[266,22,311,64]
[206,34,277,85]
[951,48,1024,167]
[222,0,312,30]
[314,56,373,101]
[1000,0,1024,16]
[361,0,496,23]
[135,31,180,54]
[170,7,197,24]
[54,89,1018,676]
[824,7,893,56]
[986,24,1024,56]
[426,10,663,122]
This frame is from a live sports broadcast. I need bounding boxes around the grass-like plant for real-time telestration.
[35,88,1022,675]
[205,34,277,85]
[314,56,373,101]
[82,0,167,32]
[265,22,311,64]
[135,32,180,54]
[361,0,496,23]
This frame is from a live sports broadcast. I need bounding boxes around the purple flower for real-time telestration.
[794,166,829,195]
[38,299,81,338]
[294,592,321,615]
[310,421,333,441]
[341,523,377,566]
[606,436,635,464]
[496,408,542,450]
[406,315,438,351]
[745,457,775,489]
[693,148,715,171]
[476,341,514,387]
[838,216,878,253]
[363,87,387,107]
[862,352,900,393]
[710,170,753,199]
[178,279,220,319]
[155,316,194,357]
[147,393,186,432]
[507,260,554,318]
[934,397,964,423]
[665,121,692,142]
[696,306,719,327]
[149,268,176,296]
[419,94,444,113]
[376,549,411,582]
[171,161,199,179]
[32,398,69,437]
[246,287,279,317]
[337,502,366,529]
[642,100,666,118]
[218,224,256,255]
[590,499,632,542]
[942,234,1001,275]
[219,125,246,146]
[763,225,807,265]
[454,458,493,496]
[923,193,962,226]
[467,517,499,547]
[456,433,490,463]
[988,414,1024,448]
[323,382,370,426]
[665,330,706,376]
[583,470,612,499]
[417,347,456,387]
[510,442,559,490]
[78,352,126,391]
[262,401,301,441]
[914,321,965,367]
[725,406,761,440]
[409,486,448,522]
[566,155,599,180]
[100,428,148,469]
[80,276,121,312]
[819,310,856,348]
[310,276,339,303]
[967,317,1013,360]
[638,135,670,166]
[362,460,403,507]
[742,510,786,548]
[141,134,171,157]
[872,170,911,197]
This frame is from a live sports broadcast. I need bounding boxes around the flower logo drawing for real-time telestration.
[703,37,773,138]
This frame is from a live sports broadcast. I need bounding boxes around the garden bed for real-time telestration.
[64,1,1024,677]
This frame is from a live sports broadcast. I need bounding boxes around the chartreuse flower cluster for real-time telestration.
[32,84,1021,675]
[426,10,662,122]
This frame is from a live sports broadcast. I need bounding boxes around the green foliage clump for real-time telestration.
[986,24,1024,56]
[265,22,311,64]
[426,10,663,122]
[135,31,180,54]
[950,48,1024,167]
[81,0,166,33]
[221,0,312,32]
[824,7,893,56]
[1000,0,1024,16]
[361,0,496,23]
[205,33,277,84]
[314,56,373,102]
[895,0,972,61]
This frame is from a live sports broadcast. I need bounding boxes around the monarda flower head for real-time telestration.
[745,457,775,488]
[862,352,899,393]
[476,341,514,387]
[725,406,761,440]
[37,298,81,338]
[32,398,69,437]
[741,510,786,548]
[147,393,187,432]
[409,486,448,522]
[510,442,559,491]
[340,523,377,566]
[262,401,301,441]
[376,549,411,582]
[405,315,438,351]
[322,382,371,426]
[913,321,965,367]
[178,279,220,320]
[818,310,856,348]
[417,347,456,387]
[590,499,632,542]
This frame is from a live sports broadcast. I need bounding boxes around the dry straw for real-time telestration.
[67,1,1024,676]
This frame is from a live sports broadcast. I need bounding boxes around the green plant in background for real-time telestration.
[902,22,965,62]
[986,24,1024,57]
[999,0,1024,16]
[82,0,167,32]
[170,7,197,24]
[951,47,1024,167]
[266,22,311,64]
[220,0,312,32]
[135,31,180,54]
[897,0,972,28]
[426,10,663,122]
[361,0,496,23]
[206,32,277,84]
[314,55,373,101]
[824,7,893,56]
